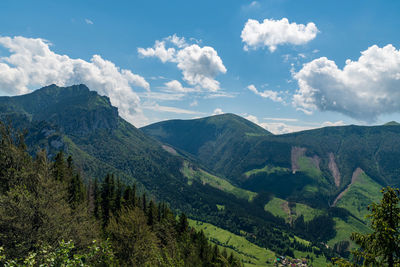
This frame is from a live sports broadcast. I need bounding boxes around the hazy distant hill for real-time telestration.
[142,113,271,178]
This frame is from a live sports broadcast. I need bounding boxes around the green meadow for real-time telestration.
[182,161,257,201]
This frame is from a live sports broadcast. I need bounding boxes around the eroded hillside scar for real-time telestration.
[328,152,341,187]
[291,146,306,174]
[332,167,363,206]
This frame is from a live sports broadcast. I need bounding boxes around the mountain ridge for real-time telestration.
[143,114,400,208]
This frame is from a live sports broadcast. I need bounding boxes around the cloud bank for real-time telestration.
[0,36,149,125]
[245,114,345,134]
[293,44,400,121]
[247,84,284,102]
[241,18,318,52]
[138,35,227,91]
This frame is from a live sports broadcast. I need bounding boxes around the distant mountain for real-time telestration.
[143,115,400,209]
[142,113,271,177]
[384,121,400,126]
[0,84,234,209]
[143,114,400,251]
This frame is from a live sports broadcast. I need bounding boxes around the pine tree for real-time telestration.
[147,200,157,227]
[53,151,66,182]
[67,155,73,169]
[334,186,400,267]
[132,183,137,207]
[178,213,189,234]
[68,173,85,209]
[142,193,147,213]
[114,178,122,213]
[123,186,133,207]
[93,178,100,219]
[101,174,113,227]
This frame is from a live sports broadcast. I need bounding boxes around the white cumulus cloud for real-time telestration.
[241,18,318,52]
[293,44,400,121]
[143,103,203,115]
[212,108,224,115]
[164,80,197,93]
[85,18,94,25]
[137,40,176,63]
[0,36,149,125]
[138,35,227,91]
[245,114,346,134]
[247,84,284,102]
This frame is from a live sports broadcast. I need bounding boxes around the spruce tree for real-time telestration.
[178,213,189,234]
[114,178,122,213]
[53,151,66,182]
[101,174,113,227]
[334,186,400,266]
[93,178,100,219]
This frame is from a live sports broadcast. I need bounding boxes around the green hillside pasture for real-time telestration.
[182,161,257,201]
[189,219,275,266]
[297,156,323,181]
[292,202,324,222]
[336,172,382,221]
[190,219,327,267]
[244,165,289,178]
[328,217,370,248]
[293,250,329,267]
[264,197,323,223]
[264,197,290,221]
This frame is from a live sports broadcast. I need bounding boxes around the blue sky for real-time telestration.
[1,0,400,133]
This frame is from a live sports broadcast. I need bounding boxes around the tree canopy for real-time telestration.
[334,186,400,267]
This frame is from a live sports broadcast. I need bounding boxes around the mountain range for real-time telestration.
[1,84,399,264]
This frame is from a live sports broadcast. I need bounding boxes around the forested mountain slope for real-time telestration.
[0,84,375,263]
[0,126,242,266]
[142,113,271,177]
[143,116,400,205]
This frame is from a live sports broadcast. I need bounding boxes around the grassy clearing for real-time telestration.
[189,219,276,266]
[336,172,382,221]
[287,235,311,247]
[297,156,323,180]
[293,202,324,222]
[328,217,370,248]
[264,197,290,221]
[244,165,289,178]
[182,161,257,201]
[293,250,329,267]
[190,219,328,267]
[216,204,225,211]
[264,197,323,223]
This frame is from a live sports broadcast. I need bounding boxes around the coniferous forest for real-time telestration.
[0,122,242,266]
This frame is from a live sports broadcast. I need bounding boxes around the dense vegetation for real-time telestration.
[142,114,400,196]
[0,122,242,266]
[334,187,400,266]
[143,113,400,251]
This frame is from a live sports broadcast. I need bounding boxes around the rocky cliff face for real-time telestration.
[44,104,119,135]
[0,84,119,135]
